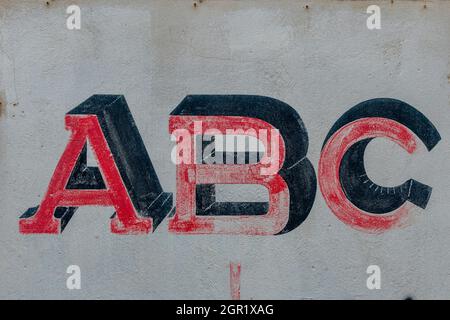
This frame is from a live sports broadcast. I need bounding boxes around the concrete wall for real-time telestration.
[0,0,449,299]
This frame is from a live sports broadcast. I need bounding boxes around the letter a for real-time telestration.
[20,95,172,234]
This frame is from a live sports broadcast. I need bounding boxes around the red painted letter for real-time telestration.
[20,112,151,234]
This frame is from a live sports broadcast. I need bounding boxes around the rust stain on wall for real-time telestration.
[0,91,6,118]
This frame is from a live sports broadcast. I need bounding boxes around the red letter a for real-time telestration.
[20,97,153,234]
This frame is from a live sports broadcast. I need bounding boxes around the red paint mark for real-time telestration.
[230,262,241,300]
[168,116,289,235]
[19,115,151,234]
[319,117,417,233]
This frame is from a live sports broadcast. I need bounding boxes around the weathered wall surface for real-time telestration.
[0,0,449,299]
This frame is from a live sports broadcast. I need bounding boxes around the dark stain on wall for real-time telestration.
[45,0,55,7]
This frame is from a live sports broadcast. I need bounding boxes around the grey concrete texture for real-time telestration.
[0,0,449,299]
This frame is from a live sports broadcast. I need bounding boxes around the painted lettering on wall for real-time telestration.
[19,95,441,235]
